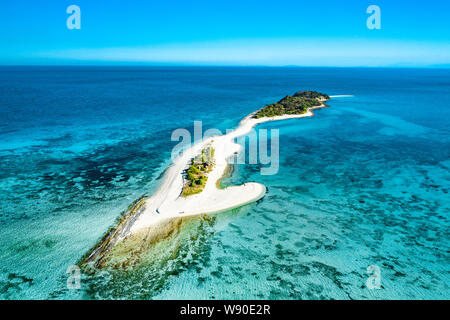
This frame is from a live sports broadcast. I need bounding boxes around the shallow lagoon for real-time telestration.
[0,67,448,299]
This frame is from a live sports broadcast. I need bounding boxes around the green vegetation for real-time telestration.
[253,90,329,119]
[293,90,330,100]
[182,145,215,197]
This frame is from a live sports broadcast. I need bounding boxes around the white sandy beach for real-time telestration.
[122,107,322,239]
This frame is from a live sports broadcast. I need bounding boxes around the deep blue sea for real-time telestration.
[0,67,448,299]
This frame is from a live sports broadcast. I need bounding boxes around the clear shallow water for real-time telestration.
[0,67,448,299]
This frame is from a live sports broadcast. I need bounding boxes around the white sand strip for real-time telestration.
[123,105,325,239]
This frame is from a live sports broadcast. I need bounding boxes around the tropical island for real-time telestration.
[80,90,330,270]
[253,91,329,118]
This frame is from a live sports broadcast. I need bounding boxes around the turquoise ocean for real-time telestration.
[0,67,448,299]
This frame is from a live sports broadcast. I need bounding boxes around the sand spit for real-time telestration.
[80,103,330,269]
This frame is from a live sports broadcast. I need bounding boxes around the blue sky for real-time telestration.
[1,0,449,66]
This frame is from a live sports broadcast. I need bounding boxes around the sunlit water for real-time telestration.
[0,67,448,299]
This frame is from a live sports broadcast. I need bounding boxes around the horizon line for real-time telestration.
[1,64,449,69]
